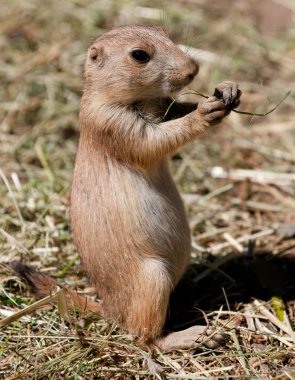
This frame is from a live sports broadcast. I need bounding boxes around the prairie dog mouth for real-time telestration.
[168,81,189,95]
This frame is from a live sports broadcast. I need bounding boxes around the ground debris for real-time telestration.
[0,0,294,379]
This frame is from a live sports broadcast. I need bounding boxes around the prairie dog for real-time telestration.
[14,25,241,351]
[70,25,241,349]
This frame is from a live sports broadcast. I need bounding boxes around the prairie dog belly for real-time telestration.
[71,155,191,285]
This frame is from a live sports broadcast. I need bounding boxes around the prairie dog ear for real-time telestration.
[88,44,105,66]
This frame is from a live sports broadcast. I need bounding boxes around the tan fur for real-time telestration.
[69,25,240,347]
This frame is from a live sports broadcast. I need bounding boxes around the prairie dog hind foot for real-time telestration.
[155,325,226,352]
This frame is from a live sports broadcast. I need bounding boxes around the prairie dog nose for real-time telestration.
[186,59,199,81]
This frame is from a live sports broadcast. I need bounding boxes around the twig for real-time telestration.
[231,198,289,212]
[244,305,256,331]
[235,140,295,163]
[233,90,291,116]
[163,97,176,118]
[0,168,24,227]
[251,319,294,347]
[208,167,295,187]
[253,300,295,341]
[230,330,251,376]
[0,289,62,327]
[192,229,274,284]
[209,228,274,254]
[223,232,244,253]
[251,353,285,369]
[0,227,29,255]
[199,183,233,202]
[191,89,291,117]
[35,144,55,183]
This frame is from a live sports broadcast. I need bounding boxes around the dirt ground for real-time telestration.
[0,0,295,379]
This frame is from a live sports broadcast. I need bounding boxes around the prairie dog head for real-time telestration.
[84,25,199,104]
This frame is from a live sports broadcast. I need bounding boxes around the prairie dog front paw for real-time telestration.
[197,81,241,125]
[197,96,227,125]
[214,81,241,109]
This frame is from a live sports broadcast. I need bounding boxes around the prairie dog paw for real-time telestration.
[214,81,241,109]
[197,96,227,124]
[155,325,227,352]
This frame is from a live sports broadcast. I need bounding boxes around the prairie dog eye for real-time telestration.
[130,50,150,63]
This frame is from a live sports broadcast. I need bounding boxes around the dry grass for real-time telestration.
[1,0,295,379]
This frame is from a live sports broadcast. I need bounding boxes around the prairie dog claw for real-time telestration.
[214,81,242,109]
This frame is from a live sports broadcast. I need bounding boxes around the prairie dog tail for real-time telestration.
[11,261,56,298]
[11,261,102,315]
